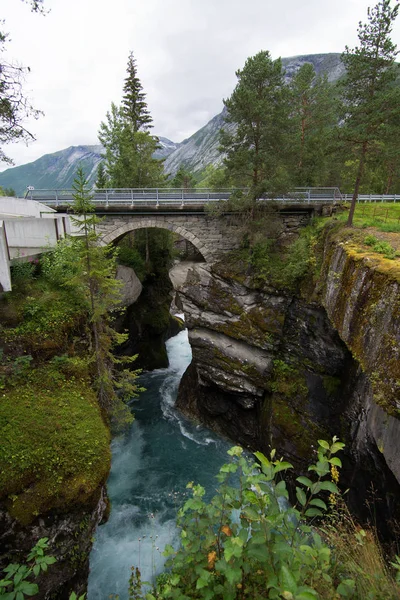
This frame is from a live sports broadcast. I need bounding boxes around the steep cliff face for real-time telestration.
[176,233,400,528]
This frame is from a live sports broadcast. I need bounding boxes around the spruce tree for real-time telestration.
[95,161,109,189]
[70,168,141,419]
[98,53,165,188]
[340,0,400,225]
[122,52,153,132]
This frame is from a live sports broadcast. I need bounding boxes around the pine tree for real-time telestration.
[121,52,153,132]
[289,63,338,186]
[220,51,291,207]
[340,0,400,225]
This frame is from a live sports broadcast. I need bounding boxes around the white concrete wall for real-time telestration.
[5,217,64,258]
[0,197,55,218]
[0,221,12,292]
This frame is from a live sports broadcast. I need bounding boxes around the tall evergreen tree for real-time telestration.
[289,64,338,186]
[340,0,400,225]
[121,52,153,132]
[70,168,141,417]
[98,53,165,188]
[95,161,109,189]
[220,51,291,207]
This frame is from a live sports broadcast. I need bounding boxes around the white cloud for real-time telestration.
[2,0,400,168]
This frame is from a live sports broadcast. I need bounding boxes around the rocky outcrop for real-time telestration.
[115,264,143,306]
[0,488,108,600]
[175,233,400,531]
[176,260,352,463]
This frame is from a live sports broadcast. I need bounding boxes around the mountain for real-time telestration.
[164,53,344,177]
[0,137,179,197]
[0,54,345,194]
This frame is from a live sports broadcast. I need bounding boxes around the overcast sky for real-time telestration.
[2,0,400,169]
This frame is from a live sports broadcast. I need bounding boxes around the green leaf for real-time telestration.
[163,544,175,557]
[336,579,356,597]
[296,486,307,507]
[296,591,319,599]
[331,442,345,454]
[279,565,297,594]
[317,440,330,450]
[296,476,313,488]
[318,481,339,494]
[329,457,342,467]
[275,480,288,498]
[225,566,242,586]
[18,582,38,596]
[309,498,327,510]
[305,508,323,518]
[273,461,293,474]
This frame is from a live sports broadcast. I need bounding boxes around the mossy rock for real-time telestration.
[0,365,111,525]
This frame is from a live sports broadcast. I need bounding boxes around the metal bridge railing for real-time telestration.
[26,187,343,207]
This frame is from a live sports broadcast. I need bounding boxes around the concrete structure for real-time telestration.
[0,197,71,292]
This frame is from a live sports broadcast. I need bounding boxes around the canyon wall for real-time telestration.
[176,230,400,529]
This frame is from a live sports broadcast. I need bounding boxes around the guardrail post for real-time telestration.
[181,188,184,207]
[106,189,109,208]
[131,189,134,207]
[308,189,310,204]
[55,190,59,206]
[156,188,159,207]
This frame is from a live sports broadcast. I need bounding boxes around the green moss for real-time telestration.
[322,375,341,396]
[272,396,327,459]
[0,364,111,524]
[270,360,308,398]
[319,225,400,416]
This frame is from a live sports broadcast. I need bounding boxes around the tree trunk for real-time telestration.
[347,141,368,227]
[145,229,150,265]
[385,161,395,195]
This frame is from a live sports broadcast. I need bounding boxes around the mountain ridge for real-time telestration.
[0,53,345,195]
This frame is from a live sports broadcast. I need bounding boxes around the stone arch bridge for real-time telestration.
[96,212,243,262]
[30,187,341,263]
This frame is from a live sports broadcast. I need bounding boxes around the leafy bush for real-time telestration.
[124,439,375,599]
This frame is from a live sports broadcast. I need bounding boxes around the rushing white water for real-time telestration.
[87,329,233,600]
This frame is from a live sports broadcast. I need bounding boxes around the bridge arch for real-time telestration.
[98,219,214,262]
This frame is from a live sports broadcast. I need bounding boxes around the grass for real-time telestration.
[323,504,400,599]
[0,363,111,524]
[338,201,400,232]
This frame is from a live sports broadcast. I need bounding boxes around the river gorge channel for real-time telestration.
[87,328,233,599]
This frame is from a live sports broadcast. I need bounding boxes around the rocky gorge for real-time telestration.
[175,225,400,533]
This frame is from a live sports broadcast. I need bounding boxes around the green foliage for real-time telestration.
[126,439,380,599]
[117,239,147,280]
[0,538,54,599]
[95,161,109,189]
[69,168,141,417]
[289,63,338,187]
[10,261,37,286]
[0,538,86,600]
[221,51,292,205]
[98,52,165,188]
[339,0,400,224]
[168,165,196,189]
[250,224,319,290]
